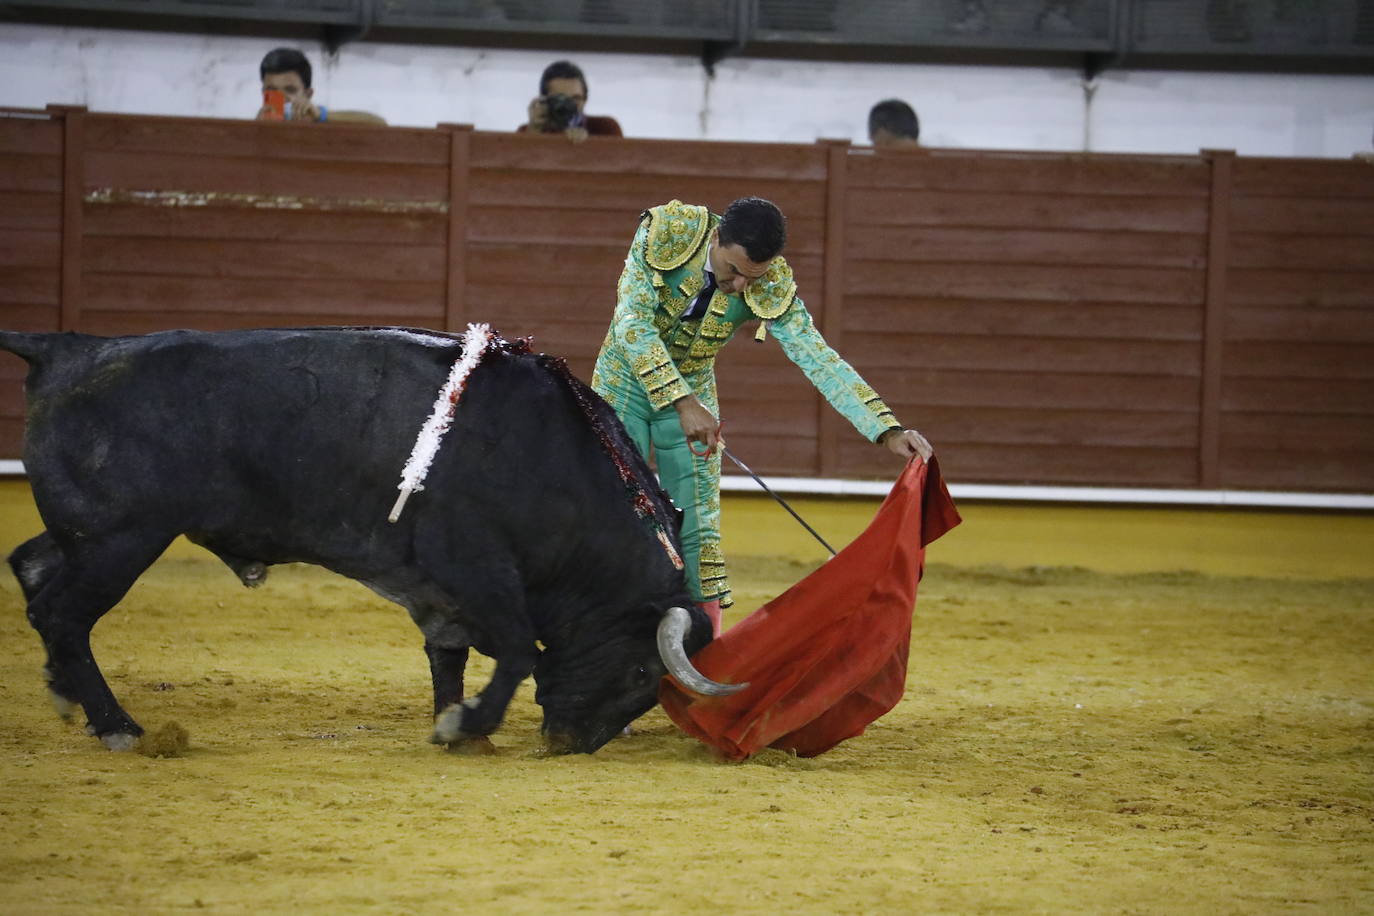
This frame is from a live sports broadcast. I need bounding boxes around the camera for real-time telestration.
[541,93,581,132]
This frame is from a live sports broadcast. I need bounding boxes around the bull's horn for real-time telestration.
[657,606,748,696]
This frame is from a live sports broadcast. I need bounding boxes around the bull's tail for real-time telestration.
[0,331,57,365]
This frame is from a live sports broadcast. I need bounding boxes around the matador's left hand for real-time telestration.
[882,428,933,462]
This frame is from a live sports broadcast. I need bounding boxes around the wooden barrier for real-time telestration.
[1,106,1371,493]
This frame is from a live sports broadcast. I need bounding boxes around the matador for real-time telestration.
[592,197,932,633]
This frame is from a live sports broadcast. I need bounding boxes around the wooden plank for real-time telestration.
[0,116,62,156]
[1227,269,1374,308]
[1229,196,1374,237]
[0,304,59,331]
[0,268,60,305]
[0,417,24,461]
[84,114,449,165]
[468,205,654,246]
[1232,158,1374,199]
[84,274,445,318]
[706,432,819,477]
[713,375,819,411]
[84,151,450,202]
[466,283,615,318]
[465,243,629,288]
[846,188,1209,233]
[84,205,445,244]
[0,229,60,268]
[76,310,444,336]
[83,237,446,282]
[475,252,840,306]
[836,440,1202,485]
[1228,233,1374,271]
[471,133,829,181]
[891,405,1199,448]
[849,225,1207,269]
[845,299,1203,341]
[466,204,828,258]
[848,332,1203,376]
[1225,306,1374,343]
[468,170,827,219]
[1221,376,1374,414]
[0,382,25,415]
[0,153,62,192]
[0,190,61,231]
[866,368,1202,412]
[1221,413,1374,450]
[846,261,1206,306]
[1218,449,1373,491]
[1223,341,1374,379]
[848,150,1211,196]
[715,397,818,438]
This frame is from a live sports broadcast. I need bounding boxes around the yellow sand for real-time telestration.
[1,480,1371,914]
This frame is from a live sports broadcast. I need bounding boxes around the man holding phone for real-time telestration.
[256,48,386,125]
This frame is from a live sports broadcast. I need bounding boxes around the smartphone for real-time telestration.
[262,89,286,120]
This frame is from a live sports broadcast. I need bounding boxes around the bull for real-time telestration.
[0,326,740,754]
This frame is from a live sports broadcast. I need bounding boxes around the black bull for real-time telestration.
[0,327,741,754]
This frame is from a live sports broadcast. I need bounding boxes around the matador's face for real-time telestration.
[707,229,770,295]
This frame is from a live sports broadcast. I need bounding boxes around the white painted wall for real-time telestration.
[1,22,1371,156]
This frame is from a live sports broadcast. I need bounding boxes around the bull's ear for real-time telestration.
[656,606,747,697]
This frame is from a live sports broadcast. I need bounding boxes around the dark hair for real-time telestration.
[718,197,787,264]
[540,60,588,99]
[868,99,920,142]
[260,48,313,89]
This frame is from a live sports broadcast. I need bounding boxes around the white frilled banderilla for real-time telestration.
[388,322,494,523]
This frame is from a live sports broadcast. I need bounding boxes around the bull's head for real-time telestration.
[535,605,746,753]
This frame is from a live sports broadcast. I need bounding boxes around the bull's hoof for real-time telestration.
[431,701,469,744]
[431,697,483,745]
[238,562,268,588]
[100,732,140,752]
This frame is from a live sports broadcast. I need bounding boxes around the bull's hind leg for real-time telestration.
[8,532,78,717]
[23,531,172,749]
[9,531,63,602]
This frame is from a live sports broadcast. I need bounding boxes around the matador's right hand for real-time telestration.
[674,394,721,457]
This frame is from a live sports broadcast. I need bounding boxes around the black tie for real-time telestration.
[684,272,717,321]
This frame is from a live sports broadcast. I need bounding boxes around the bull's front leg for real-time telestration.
[431,647,538,744]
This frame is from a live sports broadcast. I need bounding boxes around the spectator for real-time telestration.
[255,48,386,126]
[518,60,623,143]
[868,99,920,148]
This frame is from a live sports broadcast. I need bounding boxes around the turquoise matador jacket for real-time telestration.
[592,200,902,607]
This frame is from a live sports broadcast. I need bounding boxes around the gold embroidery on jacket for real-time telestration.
[743,256,798,320]
[643,200,711,271]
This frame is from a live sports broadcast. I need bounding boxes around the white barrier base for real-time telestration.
[1,459,1368,511]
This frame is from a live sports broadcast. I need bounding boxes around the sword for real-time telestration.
[720,445,837,557]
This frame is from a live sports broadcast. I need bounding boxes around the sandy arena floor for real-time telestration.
[0,483,1371,914]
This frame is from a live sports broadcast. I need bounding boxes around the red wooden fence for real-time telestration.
[2,106,1371,492]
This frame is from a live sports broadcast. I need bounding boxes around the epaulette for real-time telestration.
[743,256,798,320]
[642,200,712,271]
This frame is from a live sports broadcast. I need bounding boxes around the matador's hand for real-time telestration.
[674,395,721,457]
[882,428,933,462]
